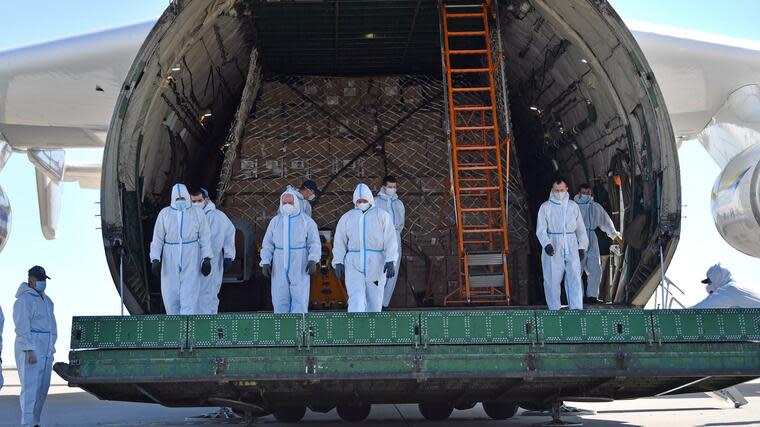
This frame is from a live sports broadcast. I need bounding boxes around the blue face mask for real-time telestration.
[35,280,47,293]
[578,194,592,203]
[175,199,189,210]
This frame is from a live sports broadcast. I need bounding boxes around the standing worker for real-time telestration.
[286,180,320,217]
[14,266,57,427]
[191,188,236,314]
[375,176,405,308]
[574,184,623,304]
[150,183,213,315]
[332,183,398,313]
[260,191,321,313]
[692,263,759,408]
[536,178,589,310]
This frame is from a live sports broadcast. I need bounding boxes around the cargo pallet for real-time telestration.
[55,308,760,422]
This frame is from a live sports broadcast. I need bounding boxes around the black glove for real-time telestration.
[306,261,317,274]
[262,264,271,278]
[151,260,161,277]
[544,244,555,256]
[384,261,395,278]
[223,258,233,271]
[579,249,585,261]
[334,264,344,279]
[201,257,212,276]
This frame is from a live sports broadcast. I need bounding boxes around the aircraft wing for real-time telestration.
[631,21,760,167]
[0,21,153,240]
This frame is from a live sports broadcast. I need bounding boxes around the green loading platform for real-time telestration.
[55,308,760,421]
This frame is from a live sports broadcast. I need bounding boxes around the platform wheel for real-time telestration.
[482,401,519,420]
[336,402,371,422]
[418,402,454,421]
[272,405,307,423]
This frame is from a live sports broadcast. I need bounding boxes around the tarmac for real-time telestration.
[1,369,758,426]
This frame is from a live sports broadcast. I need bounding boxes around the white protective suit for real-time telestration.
[197,201,236,314]
[286,185,313,217]
[333,184,399,312]
[692,264,760,309]
[150,184,213,315]
[260,191,321,313]
[574,194,620,298]
[375,188,405,307]
[0,304,4,390]
[13,283,57,427]
[536,192,589,310]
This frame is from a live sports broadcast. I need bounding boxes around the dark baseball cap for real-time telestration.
[302,180,320,194]
[29,265,50,280]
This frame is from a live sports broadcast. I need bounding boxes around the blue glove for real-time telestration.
[334,264,344,279]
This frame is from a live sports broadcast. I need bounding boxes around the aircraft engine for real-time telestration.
[712,144,760,257]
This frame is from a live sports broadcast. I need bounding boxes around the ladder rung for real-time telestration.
[451,68,490,74]
[445,12,486,19]
[461,207,501,212]
[452,87,491,93]
[455,125,495,131]
[454,105,492,111]
[448,31,486,37]
[459,177,488,181]
[459,165,498,171]
[448,49,488,55]
[463,240,491,244]
[456,145,497,151]
[459,186,499,191]
[462,228,503,234]
[467,252,505,266]
[469,274,506,289]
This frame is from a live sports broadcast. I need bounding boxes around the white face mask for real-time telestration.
[356,202,370,212]
[551,191,566,201]
[307,193,316,202]
[193,201,205,208]
[385,187,397,196]
[280,204,296,216]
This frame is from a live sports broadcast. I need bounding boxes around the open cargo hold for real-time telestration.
[101,0,680,315]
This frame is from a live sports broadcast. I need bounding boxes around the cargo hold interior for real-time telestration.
[101,0,680,315]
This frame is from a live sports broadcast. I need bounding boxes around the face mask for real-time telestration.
[357,202,370,212]
[175,199,189,210]
[193,201,205,208]
[385,188,397,196]
[551,191,566,201]
[280,204,296,216]
[307,193,316,202]
[578,194,591,203]
[35,281,47,293]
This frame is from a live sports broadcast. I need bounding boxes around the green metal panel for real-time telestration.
[305,312,419,346]
[651,309,760,342]
[421,310,536,344]
[187,313,303,348]
[71,315,186,349]
[536,309,652,343]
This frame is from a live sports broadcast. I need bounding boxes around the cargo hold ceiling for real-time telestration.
[248,0,441,75]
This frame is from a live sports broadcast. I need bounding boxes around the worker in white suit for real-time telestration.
[191,188,237,314]
[375,176,405,307]
[574,183,623,304]
[536,178,589,310]
[149,183,213,315]
[332,183,399,313]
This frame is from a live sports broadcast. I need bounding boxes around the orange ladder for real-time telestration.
[440,0,511,305]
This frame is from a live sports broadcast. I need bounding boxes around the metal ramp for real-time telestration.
[440,1,511,305]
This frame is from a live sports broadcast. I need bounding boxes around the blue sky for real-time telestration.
[1,0,760,363]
